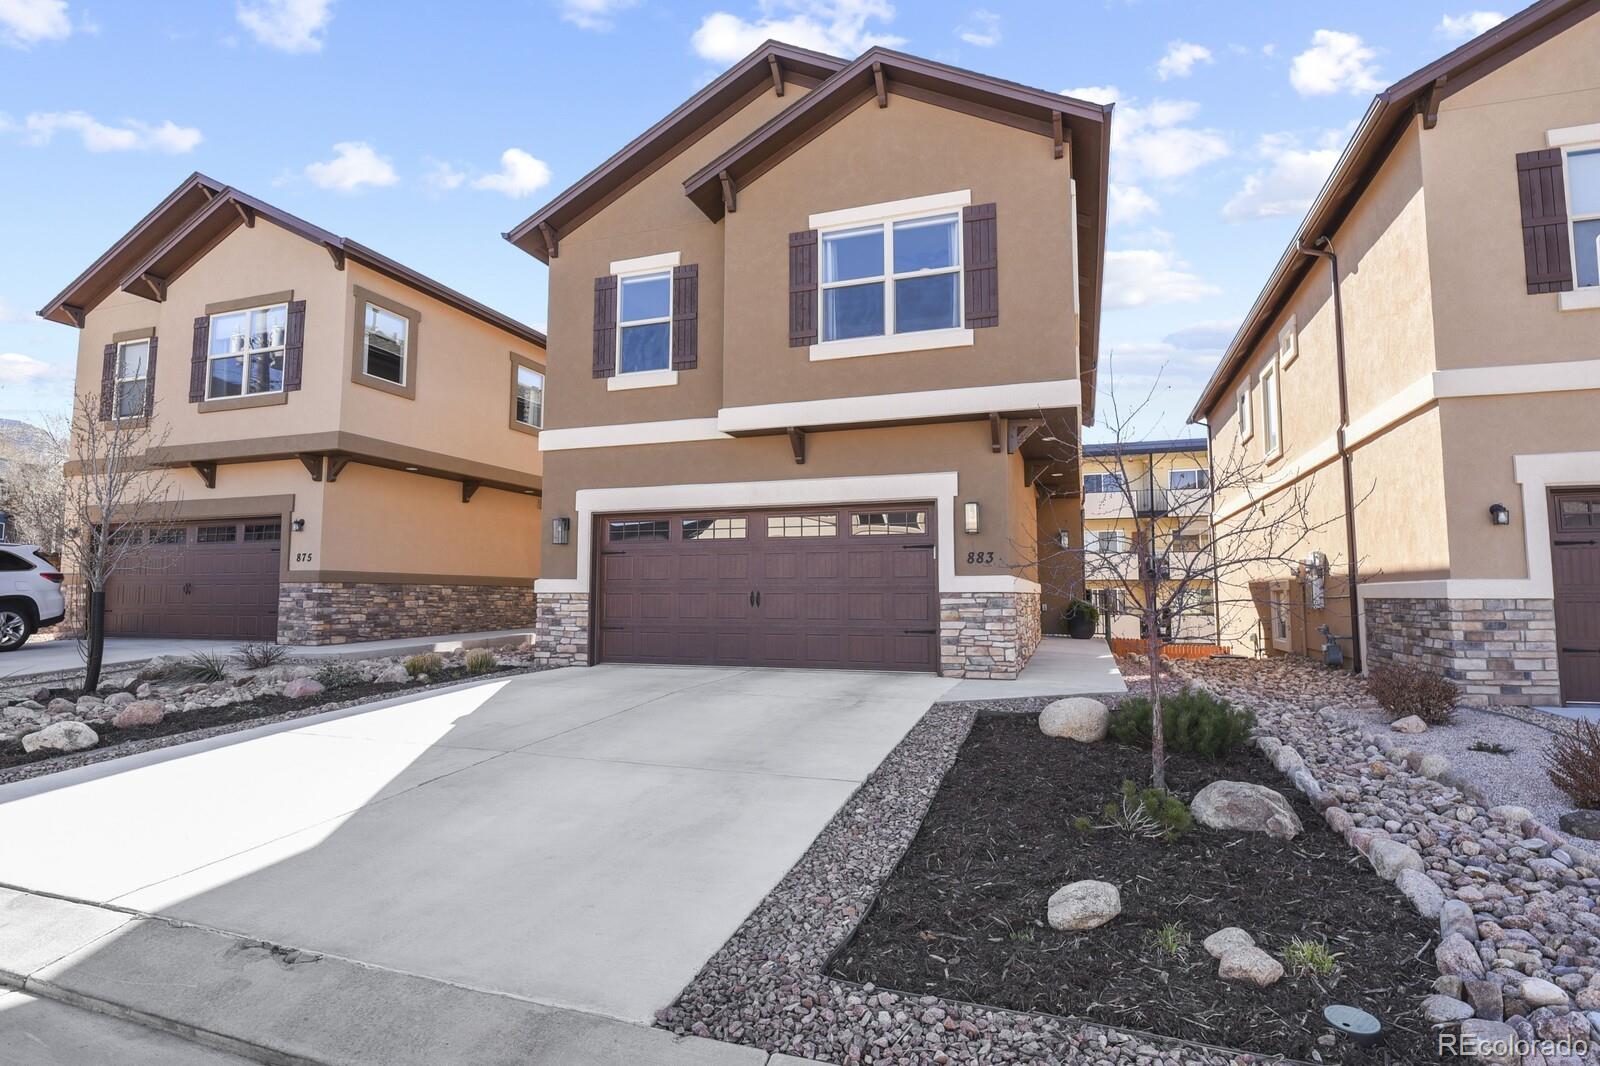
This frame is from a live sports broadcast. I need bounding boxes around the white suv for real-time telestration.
[0,545,65,651]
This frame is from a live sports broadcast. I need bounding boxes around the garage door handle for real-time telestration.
[1564,647,1598,654]
[1556,539,1597,546]
[903,628,937,635]
[183,582,192,595]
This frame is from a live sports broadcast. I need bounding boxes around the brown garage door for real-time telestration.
[1553,490,1600,704]
[596,504,938,672]
[106,518,282,641]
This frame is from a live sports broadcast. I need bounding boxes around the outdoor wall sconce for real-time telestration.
[552,516,571,545]
[1055,530,1071,549]
[963,502,981,535]
[1489,503,1511,526]
[292,518,306,533]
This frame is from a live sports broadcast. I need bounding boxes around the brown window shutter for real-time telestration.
[788,229,818,347]
[142,336,158,418]
[963,203,999,327]
[671,264,698,370]
[190,315,209,402]
[99,343,117,420]
[284,299,307,390]
[592,275,618,379]
[1517,149,1573,294]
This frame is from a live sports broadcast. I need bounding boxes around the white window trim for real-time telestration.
[362,303,410,386]
[1236,382,1254,443]
[1260,358,1283,461]
[810,327,973,362]
[615,264,675,380]
[1556,137,1600,306]
[1168,468,1207,491]
[515,365,544,429]
[113,338,150,420]
[808,189,971,229]
[208,301,288,401]
[1278,315,1298,367]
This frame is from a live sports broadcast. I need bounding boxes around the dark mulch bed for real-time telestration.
[0,666,524,773]
[830,713,1441,1063]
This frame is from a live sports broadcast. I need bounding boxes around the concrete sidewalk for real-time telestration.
[943,635,1127,700]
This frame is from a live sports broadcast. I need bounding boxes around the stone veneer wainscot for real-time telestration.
[1363,596,1560,706]
[533,592,590,667]
[277,582,535,645]
[939,591,1042,680]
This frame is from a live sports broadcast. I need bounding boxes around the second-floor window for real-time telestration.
[617,270,673,374]
[208,303,285,399]
[114,339,150,419]
[1260,360,1282,459]
[1169,469,1209,491]
[364,304,409,385]
[1568,147,1600,289]
[821,212,961,342]
[1083,473,1126,495]
[515,365,544,428]
[1089,530,1129,553]
[1236,383,1253,441]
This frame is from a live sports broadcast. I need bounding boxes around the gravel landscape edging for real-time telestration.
[659,697,1307,1066]
[0,668,545,790]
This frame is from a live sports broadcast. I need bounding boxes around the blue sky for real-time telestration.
[0,0,1513,439]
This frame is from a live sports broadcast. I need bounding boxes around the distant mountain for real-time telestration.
[0,418,60,459]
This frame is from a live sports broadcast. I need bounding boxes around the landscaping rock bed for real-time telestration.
[0,647,544,786]
[830,714,1439,1062]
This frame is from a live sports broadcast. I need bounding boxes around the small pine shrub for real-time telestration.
[1367,664,1460,724]
[464,649,497,674]
[1072,815,1094,834]
[236,642,289,670]
[405,652,445,678]
[1547,719,1600,809]
[1107,688,1255,758]
[315,660,363,690]
[180,650,230,683]
[1101,779,1193,842]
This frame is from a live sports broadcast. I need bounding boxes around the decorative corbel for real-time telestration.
[324,242,346,270]
[538,222,559,259]
[1008,418,1045,454]
[325,455,352,482]
[873,62,888,108]
[231,200,256,228]
[768,54,785,96]
[719,171,737,214]
[139,273,167,302]
[296,454,324,482]
[989,413,1003,453]
[191,461,217,490]
[462,480,481,503]
[62,304,86,328]
[1418,76,1447,131]
[1051,111,1066,160]
[787,427,806,465]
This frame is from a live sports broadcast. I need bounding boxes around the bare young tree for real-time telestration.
[1017,354,1367,790]
[0,413,69,555]
[61,391,174,692]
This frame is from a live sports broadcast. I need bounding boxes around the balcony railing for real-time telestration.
[1084,486,1210,519]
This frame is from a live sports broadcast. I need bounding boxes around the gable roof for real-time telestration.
[41,173,545,347]
[503,41,848,261]
[1188,0,1597,423]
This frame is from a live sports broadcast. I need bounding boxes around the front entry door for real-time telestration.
[1552,490,1600,704]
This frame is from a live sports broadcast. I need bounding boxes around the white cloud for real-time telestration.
[956,8,1000,47]
[304,142,397,191]
[1103,248,1220,309]
[237,0,333,53]
[692,0,904,63]
[0,298,33,323]
[0,352,60,385]
[1437,11,1505,40]
[421,159,466,193]
[21,111,202,153]
[0,0,70,47]
[1065,86,1229,183]
[1290,30,1382,96]
[1222,131,1341,222]
[559,0,638,31]
[1155,40,1212,81]
[471,148,552,198]
[1163,319,1239,351]
[1109,183,1159,225]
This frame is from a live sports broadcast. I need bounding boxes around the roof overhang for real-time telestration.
[1188,0,1596,423]
[503,41,848,263]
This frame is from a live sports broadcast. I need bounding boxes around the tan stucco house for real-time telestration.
[506,42,1109,678]
[43,174,546,644]
[1192,0,1600,706]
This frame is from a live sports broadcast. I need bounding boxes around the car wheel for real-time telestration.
[0,609,33,651]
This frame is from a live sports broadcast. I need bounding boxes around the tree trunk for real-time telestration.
[83,587,106,695]
[1147,624,1165,790]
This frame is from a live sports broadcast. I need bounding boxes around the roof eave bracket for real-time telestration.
[232,201,256,228]
[768,54,785,97]
[873,62,888,108]
[324,242,346,271]
[719,170,737,215]
[1419,76,1448,131]
[1051,111,1066,160]
[138,273,167,302]
[61,303,86,328]
[538,222,559,260]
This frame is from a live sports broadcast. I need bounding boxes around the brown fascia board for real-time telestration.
[38,172,226,326]
[1187,0,1594,424]
[502,40,848,262]
[109,187,545,349]
[680,48,1111,423]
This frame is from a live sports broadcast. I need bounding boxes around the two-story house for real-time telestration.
[42,175,547,645]
[1080,438,1216,642]
[506,42,1109,679]
[1191,0,1600,706]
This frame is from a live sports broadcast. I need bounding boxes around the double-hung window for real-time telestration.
[1567,146,1600,289]
[820,212,961,342]
[113,339,150,419]
[515,365,544,429]
[208,303,285,399]
[1260,360,1282,459]
[617,271,672,374]
[1083,473,1126,495]
[363,304,409,385]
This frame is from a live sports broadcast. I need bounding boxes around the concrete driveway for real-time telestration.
[0,664,954,1023]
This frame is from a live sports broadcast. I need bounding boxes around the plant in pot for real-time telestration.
[1063,598,1099,639]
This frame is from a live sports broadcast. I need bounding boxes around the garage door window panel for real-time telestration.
[851,510,927,535]
[608,519,670,542]
[767,514,838,538]
[683,517,746,540]
[197,525,237,544]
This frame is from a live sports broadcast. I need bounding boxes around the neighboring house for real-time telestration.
[1190,0,1600,706]
[1080,439,1216,642]
[42,174,547,644]
[506,42,1110,679]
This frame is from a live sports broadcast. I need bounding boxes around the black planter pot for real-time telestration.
[1066,614,1097,640]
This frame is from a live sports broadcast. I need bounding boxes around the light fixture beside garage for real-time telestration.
[1056,530,1071,549]
[552,517,570,545]
[1489,503,1511,526]
[292,518,306,532]
[963,502,980,535]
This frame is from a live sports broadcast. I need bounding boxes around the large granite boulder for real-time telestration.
[1038,698,1108,742]
[1191,781,1302,840]
[21,720,99,754]
[1046,880,1121,931]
